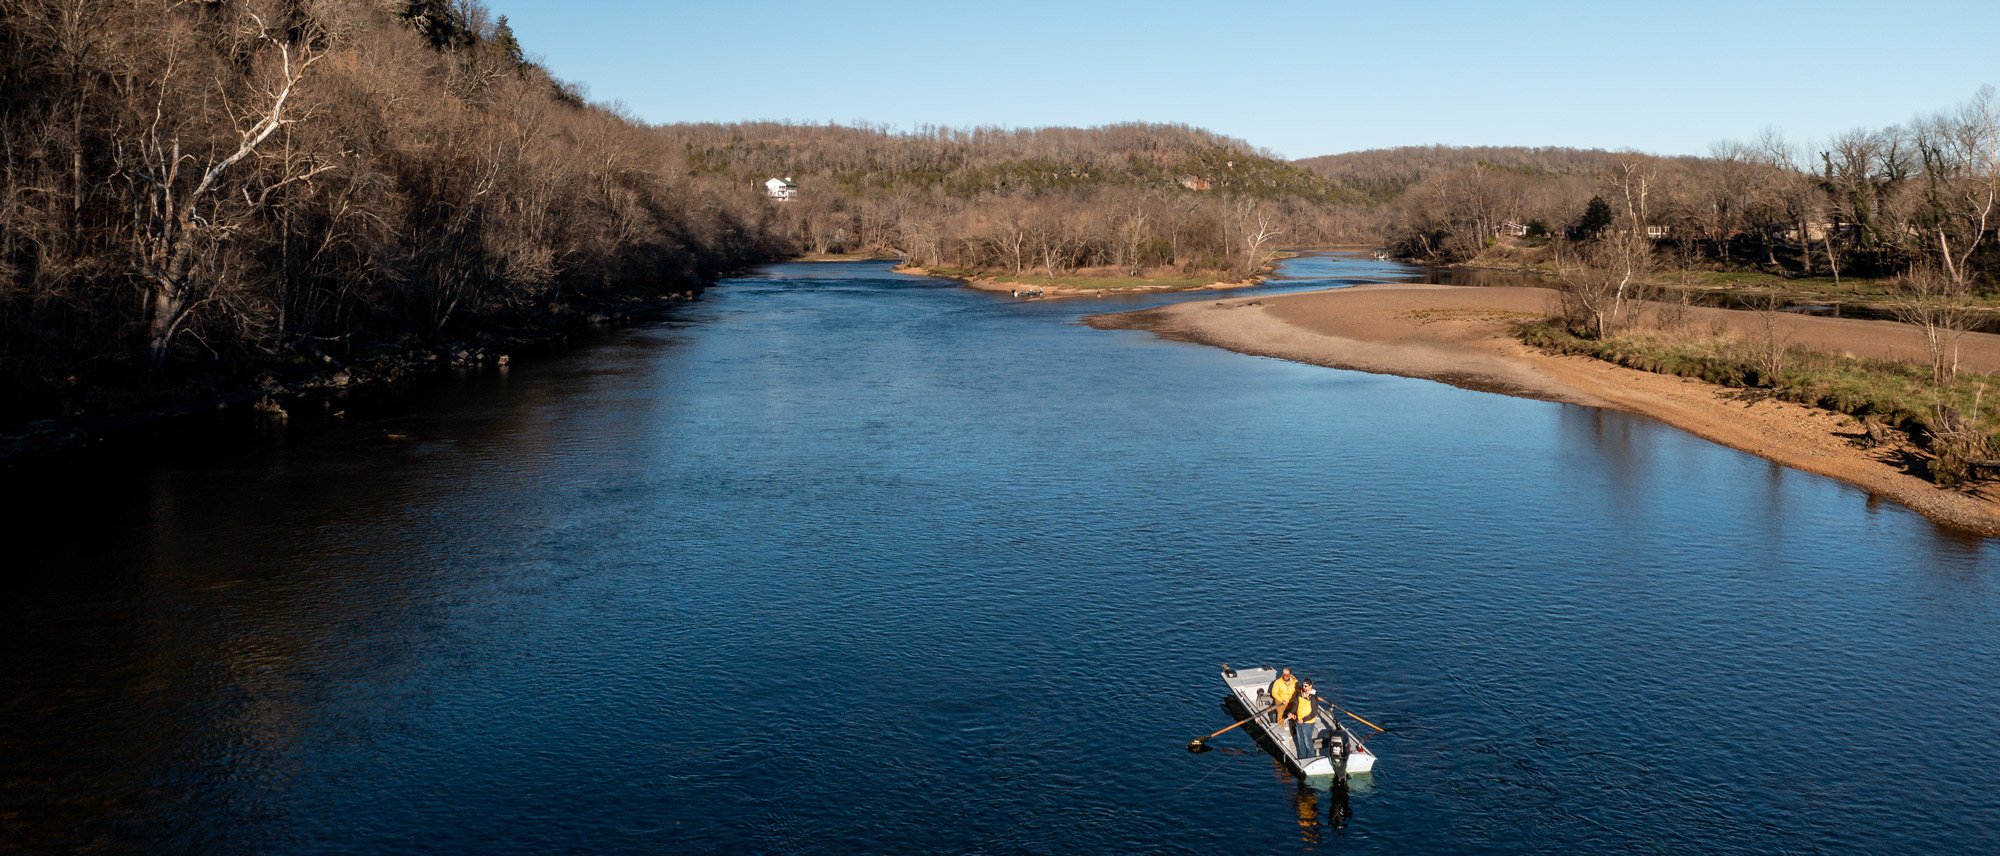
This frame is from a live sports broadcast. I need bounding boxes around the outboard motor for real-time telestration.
[1323,729,1350,786]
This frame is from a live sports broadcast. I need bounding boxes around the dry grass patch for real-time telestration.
[1522,320,2000,487]
[1398,307,1544,326]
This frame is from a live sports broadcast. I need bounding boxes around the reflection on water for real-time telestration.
[1412,265,1553,290]
[2,255,1997,853]
[1289,759,1361,844]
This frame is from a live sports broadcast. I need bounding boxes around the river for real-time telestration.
[3,255,1996,853]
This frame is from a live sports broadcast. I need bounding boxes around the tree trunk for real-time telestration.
[146,280,183,364]
[137,35,317,364]
[1797,217,1813,274]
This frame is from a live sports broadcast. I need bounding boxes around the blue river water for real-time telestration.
[3,255,1997,853]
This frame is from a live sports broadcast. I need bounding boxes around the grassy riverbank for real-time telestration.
[1520,321,1999,486]
[1455,254,2000,319]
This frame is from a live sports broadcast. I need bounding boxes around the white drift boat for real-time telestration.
[1222,664,1376,778]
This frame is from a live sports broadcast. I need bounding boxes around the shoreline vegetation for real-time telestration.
[1448,255,2000,326]
[0,1,784,460]
[0,283,708,461]
[1088,280,2000,537]
[1283,87,2000,528]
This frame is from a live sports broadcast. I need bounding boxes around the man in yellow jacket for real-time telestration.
[1288,678,1322,759]
[1267,667,1297,723]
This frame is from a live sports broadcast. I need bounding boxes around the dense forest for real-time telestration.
[0,0,784,428]
[659,122,1366,278]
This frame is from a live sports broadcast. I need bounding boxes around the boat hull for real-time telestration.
[1222,665,1374,777]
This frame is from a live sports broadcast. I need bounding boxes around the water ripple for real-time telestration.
[2,257,1996,853]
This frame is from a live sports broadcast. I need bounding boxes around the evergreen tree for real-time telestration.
[396,1,470,50]
[1574,195,1614,238]
[493,16,525,66]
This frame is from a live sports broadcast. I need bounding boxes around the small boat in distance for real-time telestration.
[1222,663,1376,778]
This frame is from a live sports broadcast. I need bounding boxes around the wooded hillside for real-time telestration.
[1299,93,2000,287]
[659,122,1369,278]
[0,0,783,426]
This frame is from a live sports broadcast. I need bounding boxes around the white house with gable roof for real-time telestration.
[764,177,798,202]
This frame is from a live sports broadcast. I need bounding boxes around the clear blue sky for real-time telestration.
[487,0,2000,159]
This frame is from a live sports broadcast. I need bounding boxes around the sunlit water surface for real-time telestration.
[4,256,1997,853]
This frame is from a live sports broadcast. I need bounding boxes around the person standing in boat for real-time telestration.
[1267,667,1298,723]
[1288,679,1323,758]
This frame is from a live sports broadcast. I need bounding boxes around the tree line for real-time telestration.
[1332,94,2000,485]
[0,0,784,425]
[1305,90,2000,289]
[657,122,1369,278]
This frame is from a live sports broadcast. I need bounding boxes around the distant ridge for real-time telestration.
[1297,145,1656,204]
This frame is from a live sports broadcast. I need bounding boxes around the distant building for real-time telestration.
[764,177,798,202]
[1178,176,1212,191]
[1498,221,1530,237]
[1782,222,1856,242]
[1645,225,1673,239]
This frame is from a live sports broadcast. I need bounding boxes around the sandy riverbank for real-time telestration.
[895,265,1265,299]
[1088,283,2000,537]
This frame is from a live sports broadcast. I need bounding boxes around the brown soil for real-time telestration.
[1089,283,2000,537]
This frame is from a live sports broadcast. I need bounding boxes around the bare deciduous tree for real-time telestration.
[123,12,326,363]
[1912,86,2000,292]
[1892,266,1981,384]
[1744,291,1796,386]
[1235,199,1283,278]
[1558,163,1655,339]
[1,0,792,422]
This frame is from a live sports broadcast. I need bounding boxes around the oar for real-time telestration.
[1329,702,1387,734]
[1295,687,1389,735]
[1188,703,1275,751]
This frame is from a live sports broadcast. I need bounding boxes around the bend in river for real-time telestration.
[4,254,1996,853]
